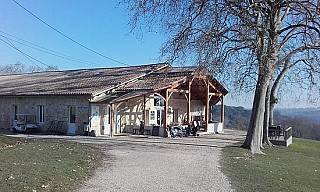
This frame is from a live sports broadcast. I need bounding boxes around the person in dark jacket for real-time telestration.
[139,121,144,135]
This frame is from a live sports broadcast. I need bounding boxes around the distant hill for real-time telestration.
[276,108,320,123]
[212,105,251,130]
[213,105,320,141]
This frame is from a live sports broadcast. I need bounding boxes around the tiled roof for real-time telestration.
[0,63,168,96]
[0,63,228,101]
[116,66,197,91]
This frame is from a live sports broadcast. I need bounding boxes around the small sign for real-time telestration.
[78,106,89,110]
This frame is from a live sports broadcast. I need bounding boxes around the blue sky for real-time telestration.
[0,0,165,69]
[0,0,318,108]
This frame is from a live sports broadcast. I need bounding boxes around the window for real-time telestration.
[154,96,164,107]
[69,106,76,123]
[38,105,44,123]
[13,105,18,120]
[150,111,155,120]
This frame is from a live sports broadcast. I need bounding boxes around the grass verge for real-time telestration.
[221,138,320,192]
[0,136,103,192]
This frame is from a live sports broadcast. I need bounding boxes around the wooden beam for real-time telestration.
[208,81,223,95]
[184,93,188,102]
[168,91,174,100]
[187,80,191,124]
[209,92,222,96]
[190,76,196,85]
[194,74,207,79]
[110,103,115,137]
[143,95,146,124]
[208,81,216,90]
[220,96,225,127]
[209,105,213,122]
[168,88,189,93]
[163,89,169,137]
[205,79,209,132]
[202,78,208,87]
[170,78,188,89]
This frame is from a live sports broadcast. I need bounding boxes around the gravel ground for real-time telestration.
[76,130,245,192]
[1,129,245,192]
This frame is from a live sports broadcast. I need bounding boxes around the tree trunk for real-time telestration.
[263,85,273,145]
[243,71,271,154]
[269,101,276,125]
[269,63,290,125]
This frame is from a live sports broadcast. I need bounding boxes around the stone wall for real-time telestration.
[0,95,90,135]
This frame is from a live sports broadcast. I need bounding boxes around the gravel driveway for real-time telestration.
[1,129,245,192]
[76,130,245,192]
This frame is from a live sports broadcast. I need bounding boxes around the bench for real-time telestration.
[269,125,284,139]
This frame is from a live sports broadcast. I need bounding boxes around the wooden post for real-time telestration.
[205,79,209,132]
[143,95,146,123]
[187,80,191,124]
[163,89,169,137]
[110,103,115,137]
[220,96,224,125]
[210,105,213,122]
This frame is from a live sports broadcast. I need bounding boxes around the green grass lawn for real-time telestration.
[221,138,320,192]
[0,136,103,192]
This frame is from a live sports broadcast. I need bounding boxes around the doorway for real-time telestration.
[67,106,76,135]
[103,105,110,135]
[156,109,163,126]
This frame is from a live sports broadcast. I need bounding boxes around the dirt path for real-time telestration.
[1,129,245,192]
[76,130,245,192]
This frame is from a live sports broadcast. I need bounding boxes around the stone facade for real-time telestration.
[0,93,208,136]
[0,95,90,135]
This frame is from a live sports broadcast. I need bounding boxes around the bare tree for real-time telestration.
[0,62,59,75]
[262,2,320,145]
[122,0,320,153]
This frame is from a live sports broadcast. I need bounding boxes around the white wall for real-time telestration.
[90,93,208,136]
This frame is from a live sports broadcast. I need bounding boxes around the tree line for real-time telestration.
[0,62,58,75]
[213,105,320,141]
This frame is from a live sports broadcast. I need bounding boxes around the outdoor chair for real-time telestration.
[276,125,284,138]
[268,125,277,139]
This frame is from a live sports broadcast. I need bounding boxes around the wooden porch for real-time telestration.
[108,67,228,137]
[269,126,293,146]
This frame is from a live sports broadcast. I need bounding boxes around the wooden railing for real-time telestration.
[269,125,293,146]
[284,127,292,141]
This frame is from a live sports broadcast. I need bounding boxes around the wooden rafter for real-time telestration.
[168,88,189,93]
[170,77,188,89]
[184,93,189,102]
[168,91,174,100]
[202,78,208,87]
[209,92,222,97]
[209,95,213,102]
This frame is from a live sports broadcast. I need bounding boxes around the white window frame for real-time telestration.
[150,111,155,120]
[154,96,164,107]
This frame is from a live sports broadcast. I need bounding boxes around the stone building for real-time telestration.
[0,63,227,136]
